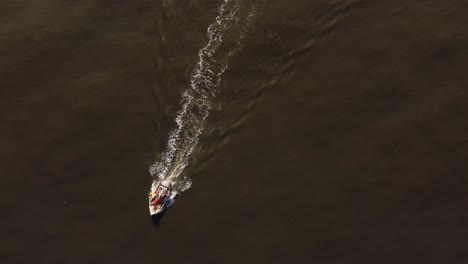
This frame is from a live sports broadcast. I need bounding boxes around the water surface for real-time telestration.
[2,0,468,263]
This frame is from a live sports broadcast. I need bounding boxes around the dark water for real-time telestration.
[2,0,468,263]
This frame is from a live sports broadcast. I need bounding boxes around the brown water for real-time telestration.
[2,0,468,263]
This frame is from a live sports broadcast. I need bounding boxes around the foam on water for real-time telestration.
[149,1,256,199]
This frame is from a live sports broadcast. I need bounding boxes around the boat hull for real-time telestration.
[148,181,175,215]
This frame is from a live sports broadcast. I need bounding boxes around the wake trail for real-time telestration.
[149,1,256,197]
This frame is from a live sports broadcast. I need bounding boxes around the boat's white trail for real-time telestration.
[149,1,256,196]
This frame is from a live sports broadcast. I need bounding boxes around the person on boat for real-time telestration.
[151,196,160,206]
[151,192,167,206]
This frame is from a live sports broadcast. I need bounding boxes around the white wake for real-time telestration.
[149,1,256,198]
